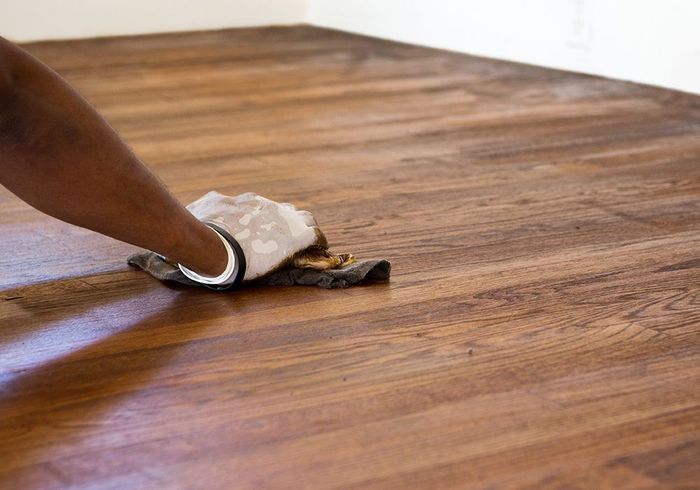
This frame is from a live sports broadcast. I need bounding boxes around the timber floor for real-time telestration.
[1,26,700,489]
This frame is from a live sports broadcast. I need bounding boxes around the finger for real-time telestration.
[297,209,318,227]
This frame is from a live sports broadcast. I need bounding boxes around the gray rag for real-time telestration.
[127,252,391,289]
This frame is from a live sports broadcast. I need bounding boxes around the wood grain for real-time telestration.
[1,25,699,489]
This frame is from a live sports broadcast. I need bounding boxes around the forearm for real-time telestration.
[0,38,227,277]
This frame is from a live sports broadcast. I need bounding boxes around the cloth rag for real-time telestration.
[127,252,391,290]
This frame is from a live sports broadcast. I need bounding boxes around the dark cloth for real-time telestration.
[127,252,391,289]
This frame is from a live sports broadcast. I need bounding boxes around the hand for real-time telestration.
[185,191,327,281]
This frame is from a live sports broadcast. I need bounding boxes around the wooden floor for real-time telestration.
[1,25,699,489]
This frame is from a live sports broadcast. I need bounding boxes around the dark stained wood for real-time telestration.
[1,25,700,489]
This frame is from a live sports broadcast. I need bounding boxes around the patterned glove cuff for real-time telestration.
[200,222,247,291]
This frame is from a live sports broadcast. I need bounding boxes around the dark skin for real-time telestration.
[0,37,228,278]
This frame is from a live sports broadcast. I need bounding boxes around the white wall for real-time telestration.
[306,0,700,95]
[1,0,306,42]
[3,0,698,94]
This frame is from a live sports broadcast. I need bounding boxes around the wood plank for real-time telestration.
[1,25,699,489]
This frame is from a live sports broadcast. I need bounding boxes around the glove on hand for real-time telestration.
[185,191,351,282]
[128,191,391,289]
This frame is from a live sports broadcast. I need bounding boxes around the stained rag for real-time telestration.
[127,252,391,290]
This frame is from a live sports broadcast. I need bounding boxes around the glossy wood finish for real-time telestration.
[1,26,699,489]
